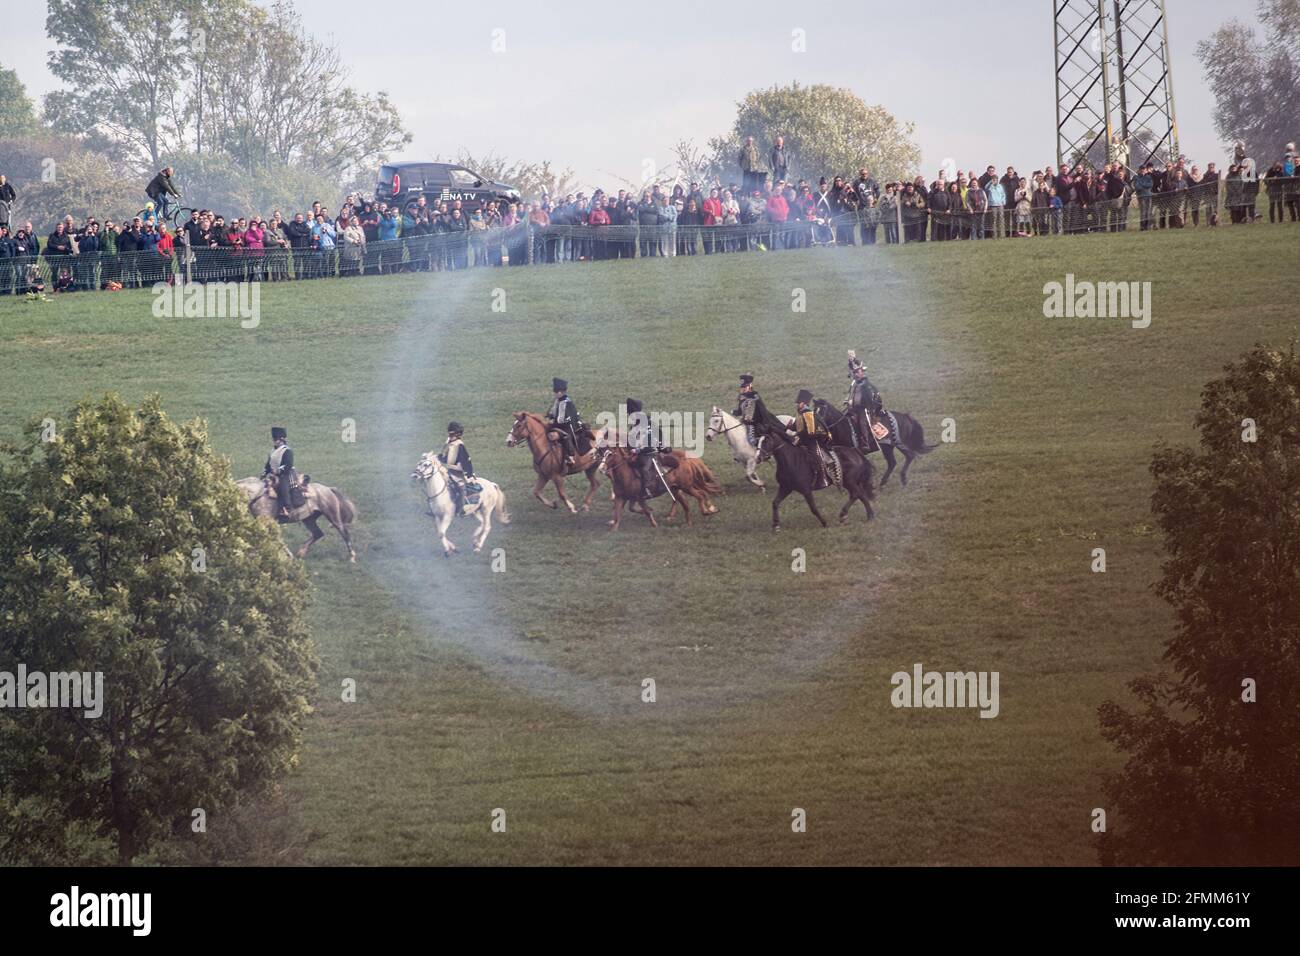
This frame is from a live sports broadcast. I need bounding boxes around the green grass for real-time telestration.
[2,224,1297,865]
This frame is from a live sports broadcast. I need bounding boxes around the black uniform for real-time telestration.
[734,388,785,444]
[546,378,583,461]
[264,429,295,514]
[626,398,662,498]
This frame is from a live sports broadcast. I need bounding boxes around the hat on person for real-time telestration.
[552,378,567,392]
[796,389,814,404]
[447,421,463,435]
[625,398,643,414]
[739,374,754,387]
[271,427,287,441]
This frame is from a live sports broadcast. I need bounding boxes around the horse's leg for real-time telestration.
[899,448,914,486]
[771,486,790,531]
[323,506,358,563]
[803,491,829,528]
[438,509,457,557]
[473,500,492,553]
[609,497,624,531]
[552,475,577,514]
[296,514,326,558]
[581,466,600,511]
[879,445,896,486]
[643,502,658,528]
[533,474,556,509]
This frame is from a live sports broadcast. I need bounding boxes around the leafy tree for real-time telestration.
[43,0,409,185]
[1197,0,1300,164]
[0,394,317,865]
[1098,344,1300,866]
[707,83,920,185]
[0,64,39,136]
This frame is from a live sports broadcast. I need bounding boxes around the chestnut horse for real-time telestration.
[505,411,602,513]
[599,446,723,530]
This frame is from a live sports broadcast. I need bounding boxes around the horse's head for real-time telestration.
[410,452,439,483]
[706,406,725,442]
[506,411,529,447]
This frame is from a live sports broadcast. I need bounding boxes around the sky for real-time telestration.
[4,0,1257,192]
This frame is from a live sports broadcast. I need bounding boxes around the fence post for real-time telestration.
[896,199,906,245]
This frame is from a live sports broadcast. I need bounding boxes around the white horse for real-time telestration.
[410,452,510,556]
[705,406,794,491]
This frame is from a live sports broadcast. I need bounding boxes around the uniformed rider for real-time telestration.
[792,389,833,483]
[546,377,583,465]
[733,373,785,445]
[846,349,885,451]
[625,398,663,499]
[263,426,295,518]
[437,421,475,516]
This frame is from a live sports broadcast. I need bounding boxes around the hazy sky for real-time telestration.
[6,0,1257,191]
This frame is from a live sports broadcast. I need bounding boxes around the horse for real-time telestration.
[237,475,358,562]
[862,409,937,487]
[505,411,602,513]
[598,446,724,530]
[705,406,796,491]
[410,452,510,557]
[758,412,876,531]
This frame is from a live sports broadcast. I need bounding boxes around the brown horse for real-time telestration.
[506,411,602,512]
[599,446,723,530]
[237,476,358,562]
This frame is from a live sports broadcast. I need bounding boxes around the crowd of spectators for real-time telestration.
[0,136,1296,295]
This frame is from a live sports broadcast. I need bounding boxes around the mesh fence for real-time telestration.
[2,177,1297,296]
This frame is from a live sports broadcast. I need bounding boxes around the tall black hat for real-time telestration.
[796,389,814,404]
[739,374,754,387]
[271,426,287,441]
[447,422,463,435]
[625,398,643,414]
[552,378,568,392]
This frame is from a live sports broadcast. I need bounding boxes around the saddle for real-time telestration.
[267,469,310,510]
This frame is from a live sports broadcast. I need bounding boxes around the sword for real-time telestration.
[651,455,679,504]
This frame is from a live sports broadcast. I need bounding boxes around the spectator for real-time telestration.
[739,135,764,194]
[769,136,789,183]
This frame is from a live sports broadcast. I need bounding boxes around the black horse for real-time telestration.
[760,407,876,531]
[847,402,937,487]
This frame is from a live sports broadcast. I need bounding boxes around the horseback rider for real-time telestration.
[733,373,785,445]
[792,389,833,484]
[846,349,889,451]
[626,397,664,499]
[263,426,295,518]
[546,377,583,466]
[437,421,475,516]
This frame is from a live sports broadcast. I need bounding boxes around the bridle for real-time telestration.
[411,455,450,507]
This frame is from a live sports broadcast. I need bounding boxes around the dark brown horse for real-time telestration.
[759,414,876,531]
[506,411,603,512]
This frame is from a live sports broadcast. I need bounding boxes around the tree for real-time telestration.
[1197,0,1300,164]
[1097,344,1300,866]
[0,394,317,865]
[43,0,410,190]
[0,64,39,137]
[707,83,920,186]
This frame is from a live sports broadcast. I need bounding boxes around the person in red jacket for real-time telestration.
[586,203,611,260]
[765,189,789,248]
[702,188,723,254]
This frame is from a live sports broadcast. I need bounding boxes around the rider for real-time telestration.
[546,377,583,466]
[626,397,663,499]
[733,373,785,445]
[846,349,896,448]
[792,389,833,484]
[145,166,181,222]
[437,421,474,516]
[263,426,295,518]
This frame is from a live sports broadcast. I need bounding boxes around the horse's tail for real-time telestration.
[695,462,724,497]
[331,488,358,525]
[904,415,938,454]
[495,486,511,524]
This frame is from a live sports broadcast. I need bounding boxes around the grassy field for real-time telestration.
[1,224,1296,865]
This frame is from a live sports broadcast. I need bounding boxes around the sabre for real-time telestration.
[651,455,679,504]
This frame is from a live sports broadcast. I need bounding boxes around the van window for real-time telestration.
[449,168,480,188]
